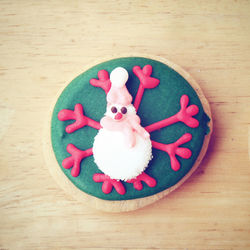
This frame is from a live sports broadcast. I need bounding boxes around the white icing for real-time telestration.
[110,67,129,88]
[93,128,152,181]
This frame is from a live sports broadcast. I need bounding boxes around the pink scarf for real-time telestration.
[100,114,149,148]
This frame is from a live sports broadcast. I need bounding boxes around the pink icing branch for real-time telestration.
[151,133,192,171]
[145,95,199,133]
[133,84,145,112]
[133,65,160,111]
[58,103,101,133]
[93,174,126,195]
[62,144,93,177]
[178,95,199,127]
[90,69,111,94]
[127,172,157,190]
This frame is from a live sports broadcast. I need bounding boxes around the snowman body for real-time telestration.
[93,116,152,181]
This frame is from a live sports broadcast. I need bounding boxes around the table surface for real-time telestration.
[0,1,250,249]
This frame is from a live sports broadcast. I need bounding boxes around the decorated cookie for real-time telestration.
[45,56,212,212]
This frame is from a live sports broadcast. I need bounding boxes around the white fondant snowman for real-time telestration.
[93,67,152,181]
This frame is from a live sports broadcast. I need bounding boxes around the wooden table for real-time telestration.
[1,1,249,249]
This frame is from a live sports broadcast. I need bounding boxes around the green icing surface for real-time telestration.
[51,57,210,200]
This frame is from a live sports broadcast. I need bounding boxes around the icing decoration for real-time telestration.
[133,65,160,111]
[107,67,132,106]
[121,107,127,114]
[62,144,93,177]
[111,106,117,113]
[127,172,157,190]
[114,112,123,120]
[100,114,149,148]
[92,128,152,182]
[145,95,199,133]
[56,61,206,197]
[93,173,126,195]
[58,103,101,133]
[110,67,129,88]
[152,133,192,171]
[101,67,148,148]
[89,69,111,94]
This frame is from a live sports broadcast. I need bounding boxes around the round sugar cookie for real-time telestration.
[44,56,212,212]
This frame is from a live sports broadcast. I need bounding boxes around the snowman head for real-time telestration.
[106,67,135,121]
[105,103,136,120]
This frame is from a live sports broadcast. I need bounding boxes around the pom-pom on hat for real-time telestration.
[107,67,132,106]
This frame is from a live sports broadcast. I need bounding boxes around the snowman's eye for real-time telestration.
[121,107,127,114]
[111,106,117,113]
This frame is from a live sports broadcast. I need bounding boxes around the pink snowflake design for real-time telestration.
[58,65,199,195]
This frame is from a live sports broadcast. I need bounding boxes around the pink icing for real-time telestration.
[100,114,149,148]
[90,70,111,94]
[145,95,199,133]
[133,65,160,111]
[151,133,192,171]
[114,112,123,120]
[62,144,93,177]
[93,173,126,195]
[58,103,101,133]
[127,172,157,190]
[107,85,132,106]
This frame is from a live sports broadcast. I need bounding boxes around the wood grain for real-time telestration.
[0,0,250,249]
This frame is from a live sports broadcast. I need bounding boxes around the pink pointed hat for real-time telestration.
[107,67,132,106]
